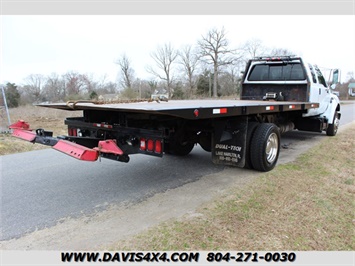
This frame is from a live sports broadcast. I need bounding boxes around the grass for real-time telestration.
[0,105,80,155]
[111,123,355,251]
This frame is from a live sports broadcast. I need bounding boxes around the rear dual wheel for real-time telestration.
[249,123,281,172]
[244,122,259,169]
[166,139,195,156]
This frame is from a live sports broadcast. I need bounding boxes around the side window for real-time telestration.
[315,66,327,87]
[308,64,317,83]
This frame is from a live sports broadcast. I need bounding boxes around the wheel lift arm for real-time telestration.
[9,120,125,162]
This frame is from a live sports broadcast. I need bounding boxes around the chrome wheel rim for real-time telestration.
[266,132,278,164]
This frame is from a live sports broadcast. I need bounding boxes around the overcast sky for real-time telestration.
[1,15,354,85]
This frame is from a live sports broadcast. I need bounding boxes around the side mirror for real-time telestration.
[332,69,339,85]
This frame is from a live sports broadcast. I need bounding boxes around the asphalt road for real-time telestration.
[1,102,354,242]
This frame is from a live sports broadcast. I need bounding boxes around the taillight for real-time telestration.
[68,128,78,136]
[140,138,146,150]
[140,138,163,154]
[147,139,154,152]
[155,140,162,154]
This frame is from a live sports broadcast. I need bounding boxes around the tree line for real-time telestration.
[2,27,354,107]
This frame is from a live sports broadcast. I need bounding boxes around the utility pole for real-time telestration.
[1,86,12,133]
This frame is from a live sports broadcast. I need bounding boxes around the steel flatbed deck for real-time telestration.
[39,99,319,119]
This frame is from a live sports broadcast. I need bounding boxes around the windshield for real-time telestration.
[248,63,306,81]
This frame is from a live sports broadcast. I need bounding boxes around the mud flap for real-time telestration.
[212,116,247,168]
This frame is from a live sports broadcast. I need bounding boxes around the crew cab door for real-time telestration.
[312,65,329,114]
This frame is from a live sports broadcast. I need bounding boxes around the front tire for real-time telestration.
[326,111,340,136]
[250,123,280,172]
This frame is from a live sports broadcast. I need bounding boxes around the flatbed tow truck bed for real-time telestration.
[39,99,318,119]
[10,99,321,172]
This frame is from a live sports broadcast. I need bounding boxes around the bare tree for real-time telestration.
[116,53,135,90]
[147,43,178,98]
[95,75,118,94]
[43,73,65,102]
[23,74,46,103]
[345,71,354,82]
[268,47,295,57]
[242,38,266,59]
[63,71,86,96]
[100,81,118,94]
[178,45,199,97]
[197,27,237,98]
[220,64,243,96]
[80,73,97,93]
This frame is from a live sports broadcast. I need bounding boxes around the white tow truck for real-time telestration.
[10,56,341,172]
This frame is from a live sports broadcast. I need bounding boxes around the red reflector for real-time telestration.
[213,108,228,114]
[155,140,162,154]
[147,139,154,151]
[194,109,199,117]
[220,108,227,114]
[140,138,146,150]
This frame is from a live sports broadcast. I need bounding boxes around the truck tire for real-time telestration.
[198,132,212,152]
[244,122,259,169]
[250,123,280,172]
[168,140,195,156]
[326,111,340,136]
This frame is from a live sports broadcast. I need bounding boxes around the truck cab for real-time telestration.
[303,63,340,118]
[241,56,341,136]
